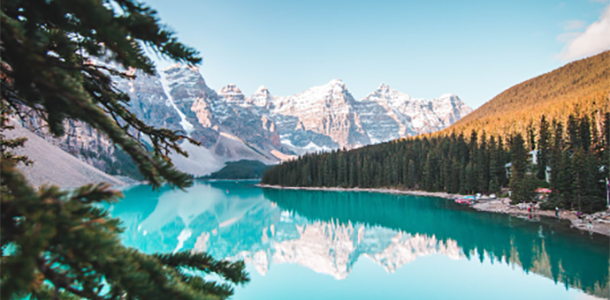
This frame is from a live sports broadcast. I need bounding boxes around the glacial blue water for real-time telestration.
[108,181,609,299]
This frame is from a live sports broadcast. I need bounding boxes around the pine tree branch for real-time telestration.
[37,257,105,300]
[153,252,250,285]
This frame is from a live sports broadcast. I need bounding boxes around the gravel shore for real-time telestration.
[471,198,610,236]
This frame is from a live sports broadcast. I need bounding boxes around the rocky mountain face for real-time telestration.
[19,115,130,177]
[355,84,472,142]
[6,120,126,188]
[20,64,471,177]
[264,79,370,151]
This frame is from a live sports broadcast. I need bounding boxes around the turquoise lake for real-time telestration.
[109,181,610,300]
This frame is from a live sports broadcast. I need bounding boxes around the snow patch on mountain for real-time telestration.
[169,141,224,176]
[159,70,194,134]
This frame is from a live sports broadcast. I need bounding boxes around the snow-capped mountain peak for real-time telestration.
[439,93,457,99]
[254,85,271,96]
[364,83,413,104]
[219,83,243,94]
[299,79,353,102]
[219,84,245,104]
[247,85,274,107]
[328,78,345,86]
[328,79,348,92]
[377,83,391,92]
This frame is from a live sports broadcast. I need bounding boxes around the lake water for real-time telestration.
[109,181,609,300]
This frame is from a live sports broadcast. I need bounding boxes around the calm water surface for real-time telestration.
[109,181,609,300]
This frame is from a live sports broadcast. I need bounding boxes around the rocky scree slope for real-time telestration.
[5,120,125,188]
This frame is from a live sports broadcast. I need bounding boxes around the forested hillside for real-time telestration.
[202,160,271,179]
[445,51,609,138]
[262,52,610,212]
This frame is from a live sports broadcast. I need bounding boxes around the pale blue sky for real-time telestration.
[143,0,610,109]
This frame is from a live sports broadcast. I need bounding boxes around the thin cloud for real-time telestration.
[562,19,585,30]
[557,5,610,61]
[556,32,580,43]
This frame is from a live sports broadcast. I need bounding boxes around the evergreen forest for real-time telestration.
[262,112,610,213]
[202,160,271,180]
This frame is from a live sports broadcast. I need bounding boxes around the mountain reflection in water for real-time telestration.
[108,181,609,299]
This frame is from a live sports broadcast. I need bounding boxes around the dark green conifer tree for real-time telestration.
[458,163,467,194]
[383,157,391,187]
[561,152,577,208]
[337,152,346,187]
[509,134,528,203]
[549,120,571,208]
[536,115,551,180]
[448,159,461,194]
[406,159,416,189]
[572,148,598,212]
[510,134,528,181]
[349,155,357,187]
[468,130,478,156]
[604,112,610,179]
[477,131,490,193]
[580,115,592,152]
[497,137,509,187]
[567,115,581,150]
[527,122,536,151]
[465,162,477,194]
[511,175,538,204]
[590,112,602,158]
[487,136,502,194]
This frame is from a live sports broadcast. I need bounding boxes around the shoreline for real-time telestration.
[197,178,261,182]
[257,184,459,198]
[257,184,610,237]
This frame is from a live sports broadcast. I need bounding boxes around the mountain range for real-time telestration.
[15,63,471,180]
[112,64,471,175]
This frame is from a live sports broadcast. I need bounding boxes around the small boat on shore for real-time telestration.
[455,196,476,205]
